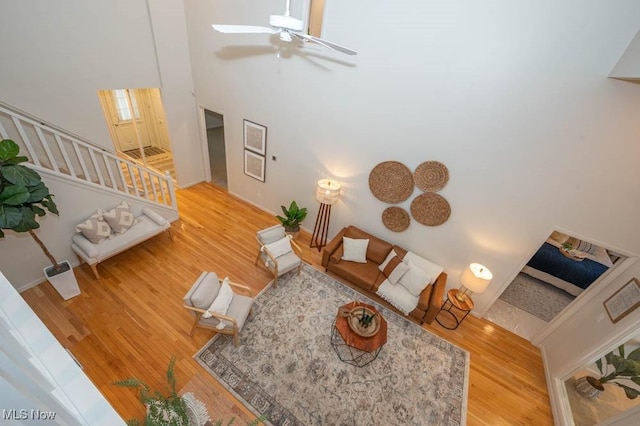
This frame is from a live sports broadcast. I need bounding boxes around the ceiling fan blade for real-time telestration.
[292,32,357,56]
[212,24,277,34]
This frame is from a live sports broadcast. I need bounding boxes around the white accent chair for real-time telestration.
[183,272,254,346]
[255,224,303,287]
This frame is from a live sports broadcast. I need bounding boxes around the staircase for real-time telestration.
[0,101,177,211]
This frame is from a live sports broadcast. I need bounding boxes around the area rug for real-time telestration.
[499,273,575,321]
[194,264,469,426]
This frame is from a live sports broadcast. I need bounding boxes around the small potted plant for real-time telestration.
[0,139,80,299]
[276,201,307,238]
[559,241,585,261]
[575,344,640,399]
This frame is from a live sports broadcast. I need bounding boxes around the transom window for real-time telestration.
[111,89,140,122]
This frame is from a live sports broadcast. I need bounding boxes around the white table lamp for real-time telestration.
[457,263,492,303]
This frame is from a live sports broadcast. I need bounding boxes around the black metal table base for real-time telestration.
[435,299,471,330]
[330,321,382,368]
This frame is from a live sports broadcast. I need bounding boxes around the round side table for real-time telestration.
[435,289,474,330]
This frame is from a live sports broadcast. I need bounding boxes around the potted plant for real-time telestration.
[559,241,586,261]
[114,356,196,426]
[575,344,640,399]
[0,139,80,299]
[115,356,263,426]
[276,201,307,238]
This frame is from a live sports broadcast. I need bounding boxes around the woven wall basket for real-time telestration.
[410,193,451,226]
[413,161,449,192]
[369,161,414,204]
[382,207,410,232]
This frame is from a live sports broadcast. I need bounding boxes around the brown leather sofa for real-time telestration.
[321,226,447,324]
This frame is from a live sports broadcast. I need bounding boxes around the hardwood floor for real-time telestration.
[21,183,553,425]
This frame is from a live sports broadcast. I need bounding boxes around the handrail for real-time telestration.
[115,150,173,183]
[0,99,104,150]
[0,102,177,210]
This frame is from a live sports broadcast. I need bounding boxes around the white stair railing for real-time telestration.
[0,102,176,210]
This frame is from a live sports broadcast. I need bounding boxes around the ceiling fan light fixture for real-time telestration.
[269,15,303,31]
[211,0,357,56]
[279,31,292,42]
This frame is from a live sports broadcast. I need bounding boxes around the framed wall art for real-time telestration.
[243,119,267,156]
[603,278,640,323]
[244,149,265,182]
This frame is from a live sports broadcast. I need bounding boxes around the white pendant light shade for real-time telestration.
[316,179,341,205]
[460,263,493,294]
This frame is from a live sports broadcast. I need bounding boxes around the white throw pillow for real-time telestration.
[263,236,293,258]
[399,260,430,297]
[378,250,398,271]
[202,277,234,318]
[341,237,369,263]
[404,251,444,284]
[381,255,410,284]
[101,201,138,234]
[75,211,113,244]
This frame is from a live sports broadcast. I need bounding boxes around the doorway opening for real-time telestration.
[486,230,627,341]
[97,88,176,180]
[204,109,227,189]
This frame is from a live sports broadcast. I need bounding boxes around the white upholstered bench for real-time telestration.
[71,207,171,279]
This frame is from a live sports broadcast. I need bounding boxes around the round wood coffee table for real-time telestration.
[330,301,387,367]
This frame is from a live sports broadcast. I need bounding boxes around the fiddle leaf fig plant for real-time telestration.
[0,139,62,272]
[592,344,640,399]
[276,200,307,232]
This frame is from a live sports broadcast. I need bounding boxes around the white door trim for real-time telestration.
[197,106,212,183]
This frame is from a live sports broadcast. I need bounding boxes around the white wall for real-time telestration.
[185,0,640,314]
[0,1,159,146]
[0,0,204,188]
[146,0,206,187]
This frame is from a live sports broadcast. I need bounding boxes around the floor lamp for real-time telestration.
[310,179,341,251]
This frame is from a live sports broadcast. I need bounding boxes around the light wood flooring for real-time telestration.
[21,183,554,425]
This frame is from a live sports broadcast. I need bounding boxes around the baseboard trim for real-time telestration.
[16,259,83,293]
[227,190,312,235]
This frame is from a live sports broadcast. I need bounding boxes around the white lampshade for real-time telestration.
[316,179,341,205]
[460,263,493,294]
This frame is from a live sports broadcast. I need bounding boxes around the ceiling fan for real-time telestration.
[212,0,357,56]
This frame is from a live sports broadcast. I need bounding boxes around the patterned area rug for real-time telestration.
[194,264,469,426]
[499,273,575,321]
